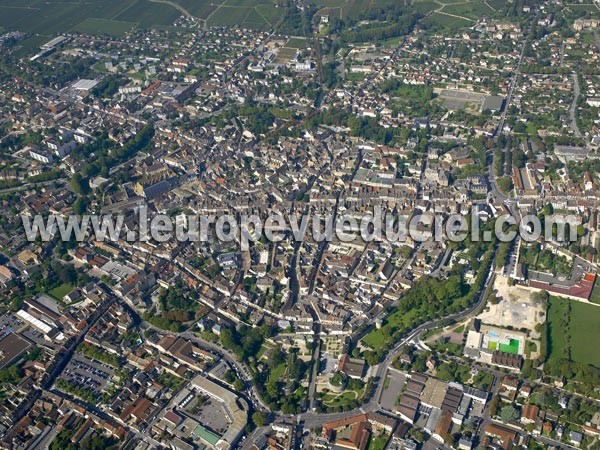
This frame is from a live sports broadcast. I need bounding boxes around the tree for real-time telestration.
[497,176,514,194]
[500,405,520,424]
[71,173,89,195]
[233,379,244,392]
[252,411,268,427]
[489,395,500,416]
[72,196,88,215]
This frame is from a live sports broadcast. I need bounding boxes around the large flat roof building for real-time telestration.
[0,333,31,369]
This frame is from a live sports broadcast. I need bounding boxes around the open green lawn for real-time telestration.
[363,307,420,351]
[570,301,600,367]
[286,37,306,49]
[547,296,600,368]
[48,283,74,301]
[367,435,389,450]
[322,389,360,407]
[589,280,600,304]
[269,362,287,381]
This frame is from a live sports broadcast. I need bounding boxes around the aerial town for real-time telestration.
[0,0,599,449]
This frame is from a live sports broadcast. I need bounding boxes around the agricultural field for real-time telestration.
[0,0,414,35]
[411,0,439,16]
[0,0,283,37]
[72,18,136,37]
[422,12,473,30]
[547,296,600,368]
[223,0,272,6]
[115,0,181,28]
[313,0,396,20]
[205,0,283,29]
[0,0,178,37]
[172,0,224,17]
[313,0,347,7]
[443,0,495,20]
[256,3,284,25]
[0,0,134,35]
[206,6,252,27]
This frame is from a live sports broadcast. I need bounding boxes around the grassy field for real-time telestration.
[48,283,74,301]
[547,296,600,368]
[269,362,287,381]
[570,301,600,367]
[362,307,420,350]
[275,47,298,64]
[367,436,389,450]
[286,37,306,49]
[321,389,361,408]
[589,280,600,304]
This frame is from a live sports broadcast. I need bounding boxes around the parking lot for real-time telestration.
[21,327,49,346]
[185,396,230,435]
[61,354,114,392]
[379,368,406,412]
[0,314,25,338]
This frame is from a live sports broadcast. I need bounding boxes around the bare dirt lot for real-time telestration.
[478,274,546,337]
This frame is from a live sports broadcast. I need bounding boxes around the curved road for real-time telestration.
[138,318,271,412]
[297,268,496,428]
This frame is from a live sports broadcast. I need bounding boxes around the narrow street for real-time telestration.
[569,72,582,137]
